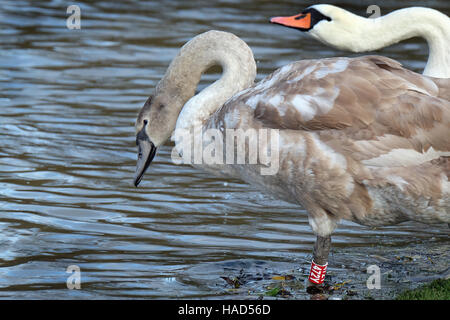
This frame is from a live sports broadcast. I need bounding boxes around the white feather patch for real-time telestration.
[254,64,293,91]
[291,95,317,120]
[308,214,338,237]
[386,175,409,191]
[362,147,450,167]
[441,177,450,195]
[288,87,340,120]
[314,59,349,79]
[268,94,283,107]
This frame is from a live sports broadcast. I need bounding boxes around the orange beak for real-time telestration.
[270,12,312,30]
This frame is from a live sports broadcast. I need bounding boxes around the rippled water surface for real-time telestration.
[0,0,449,299]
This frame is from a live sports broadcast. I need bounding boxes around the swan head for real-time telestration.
[133,30,257,186]
[270,4,369,52]
[134,94,179,186]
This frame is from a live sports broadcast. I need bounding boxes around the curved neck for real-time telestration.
[319,7,450,77]
[373,8,450,77]
[156,30,256,132]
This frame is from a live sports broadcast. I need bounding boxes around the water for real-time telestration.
[0,0,448,299]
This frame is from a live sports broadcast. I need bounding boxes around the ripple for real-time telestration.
[0,0,448,299]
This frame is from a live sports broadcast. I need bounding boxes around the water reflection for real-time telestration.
[0,0,448,299]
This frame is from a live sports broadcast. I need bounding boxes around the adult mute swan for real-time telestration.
[134,30,450,288]
[270,5,450,78]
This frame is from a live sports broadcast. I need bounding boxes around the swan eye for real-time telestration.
[159,103,165,109]
[303,8,332,24]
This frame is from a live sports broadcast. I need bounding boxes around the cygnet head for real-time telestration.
[134,92,181,187]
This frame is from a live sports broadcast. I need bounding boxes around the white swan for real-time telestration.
[270,5,450,78]
[134,30,450,287]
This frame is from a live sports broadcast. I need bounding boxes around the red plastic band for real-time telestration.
[308,260,328,284]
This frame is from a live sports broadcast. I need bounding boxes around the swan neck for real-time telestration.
[367,8,450,77]
[314,7,450,77]
[156,31,256,132]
